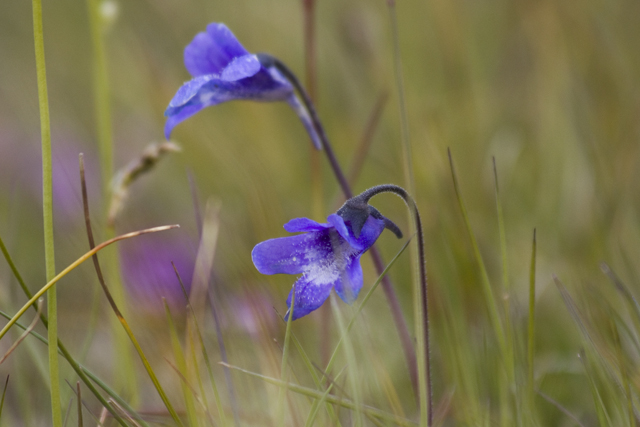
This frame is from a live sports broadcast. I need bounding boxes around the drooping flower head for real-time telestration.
[252,193,402,320]
[165,23,321,149]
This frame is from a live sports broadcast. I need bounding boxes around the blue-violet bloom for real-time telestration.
[165,22,321,149]
[252,214,386,320]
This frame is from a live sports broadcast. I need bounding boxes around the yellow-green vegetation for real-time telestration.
[1,0,640,425]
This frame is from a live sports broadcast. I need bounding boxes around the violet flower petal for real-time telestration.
[252,232,328,276]
[327,214,353,245]
[328,213,385,252]
[167,22,323,148]
[219,54,261,81]
[184,23,250,77]
[334,255,364,304]
[285,274,334,320]
[164,71,293,139]
[283,217,331,233]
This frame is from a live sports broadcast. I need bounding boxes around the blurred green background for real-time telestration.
[2,0,640,425]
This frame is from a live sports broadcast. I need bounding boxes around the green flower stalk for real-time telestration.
[31,0,61,424]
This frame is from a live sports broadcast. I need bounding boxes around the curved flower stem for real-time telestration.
[355,184,432,427]
[269,57,350,196]
[269,57,419,395]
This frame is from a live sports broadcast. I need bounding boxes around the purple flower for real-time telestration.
[165,23,320,149]
[120,233,195,312]
[251,214,385,320]
[0,125,100,227]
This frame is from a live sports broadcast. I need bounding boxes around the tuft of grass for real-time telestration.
[448,149,507,363]
[174,262,228,427]
[330,293,364,427]
[0,305,137,426]
[221,362,418,427]
[323,237,412,379]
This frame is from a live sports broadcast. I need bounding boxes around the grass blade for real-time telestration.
[528,229,537,404]
[346,92,389,188]
[330,294,363,426]
[0,299,43,365]
[80,366,148,426]
[76,382,83,427]
[304,369,342,427]
[164,300,199,426]
[0,225,177,341]
[386,0,415,194]
[0,376,9,420]
[79,160,183,426]
[536,390,587,427]
[31,0,60,421]
[610,320,636,427]
[0,238,135,427]
[494,158,516,425]
[601,263,640,330]
[174,263,227,427]
[62,396,74,427]
[448,149,507,358]
[277,286,295,426]
[578,350,612,427]
[220,362,418,427]
[323,237,412,380]
[284,327,341,426]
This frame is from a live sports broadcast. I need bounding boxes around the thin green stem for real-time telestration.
[323,238,412,381]
[386,0,415,195]
[527,229,537,403]
[76,382,83,427]
[302,0,324,223]
[173,264,227,427]
[494,159,515,424]
[86,0,113,194]
[164,301,199,427]
[265,54,418,396]
[277,287,295,426]
[387,4,426,408]
[31,0,60,423]
[79,160,183,426]
[448,150,507,360]
[353,184,431,426]
[0,235,131,426]
[0,225,178,341]
[0,376,8,419]
[222,362,418,427]
[86,0,139,401]
[330,295,363,427]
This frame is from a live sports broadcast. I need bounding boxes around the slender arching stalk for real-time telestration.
[346,184,432,427]
[260,55,419,396]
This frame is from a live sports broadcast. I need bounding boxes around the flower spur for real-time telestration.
[164,22,321,148]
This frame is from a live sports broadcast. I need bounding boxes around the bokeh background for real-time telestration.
[2,0,640,425]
